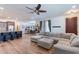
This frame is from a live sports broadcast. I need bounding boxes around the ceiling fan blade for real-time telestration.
[38,10,47,12]
[26,6,34,11]
[36,4,41,10]
[36,12,40,15]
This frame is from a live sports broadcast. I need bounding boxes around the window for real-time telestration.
[45,21,50,32]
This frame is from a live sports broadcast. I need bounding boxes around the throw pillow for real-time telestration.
[70,36,79,47]
[61,33,72,39]
[70,33,77,42]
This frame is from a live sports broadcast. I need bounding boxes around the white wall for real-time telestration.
[51,16,65,33]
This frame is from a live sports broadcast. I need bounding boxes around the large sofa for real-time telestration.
[31,32,79,54]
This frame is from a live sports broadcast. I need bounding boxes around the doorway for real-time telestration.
[66,17,77,35]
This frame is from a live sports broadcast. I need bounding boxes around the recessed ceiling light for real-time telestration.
[0,7,4,10]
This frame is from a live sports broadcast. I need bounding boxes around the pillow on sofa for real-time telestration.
[44,32,50,36]
[70,33,77,41]
[52,33,61,38]
[70,36,79,47]
[60,33,72,39]
[38,32,45,35]
[48,33,61,38]
[47,33,53,37]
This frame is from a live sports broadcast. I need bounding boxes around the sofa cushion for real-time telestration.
[48,33,61,38]
[52,33,61,38]
[37,32,45,35]
[70,36,79,47]
[44,32,50,36]
[60,33,72,39]
[70,33,77,42]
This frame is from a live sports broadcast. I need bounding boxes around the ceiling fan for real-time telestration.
[26,4,47,15]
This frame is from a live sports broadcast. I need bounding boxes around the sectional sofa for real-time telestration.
[31,32,79,54]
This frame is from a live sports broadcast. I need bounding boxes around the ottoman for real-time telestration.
[31,35,43,42]
[37,38,54,49]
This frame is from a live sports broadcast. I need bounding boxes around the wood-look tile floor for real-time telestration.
[0,34,55,54]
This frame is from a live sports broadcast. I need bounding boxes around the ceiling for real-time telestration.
[0,4,79,22]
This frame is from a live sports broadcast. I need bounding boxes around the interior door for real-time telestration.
[66,17,77,35]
